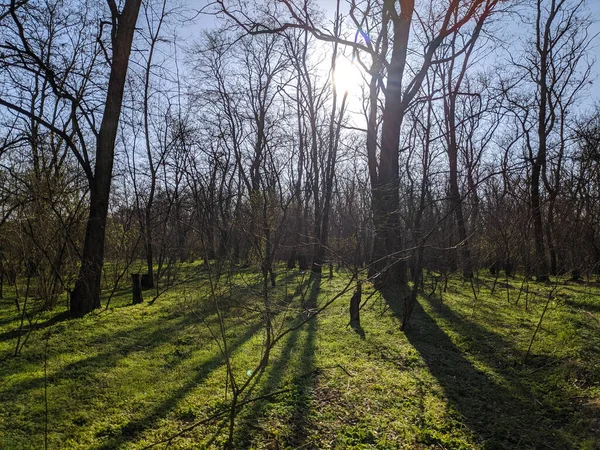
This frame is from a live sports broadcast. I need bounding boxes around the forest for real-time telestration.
[0,0,599,448]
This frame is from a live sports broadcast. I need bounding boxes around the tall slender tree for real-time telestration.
[504,0,593,281]
[0,0,143,316]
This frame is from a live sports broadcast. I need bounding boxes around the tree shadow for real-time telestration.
[94,273,314,448]
[0,296,21,326]
[380,287,578,448]
[284,273,319,447]
[301,272,321,308]
[234,274,320,448]
[2,312,237,448]
[233,317,305,446]
[0,310,70,344]
[1,312,207,397]
[564,298,600,314]
[562,281,600,293]
[350,322,365,339]
[95,320,264,449]
[234,267,303,292]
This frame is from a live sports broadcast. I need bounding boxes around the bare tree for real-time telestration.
[503,0,594,281]
[436,0,499,278]
[0,0,143,316]
[215,0,502,288]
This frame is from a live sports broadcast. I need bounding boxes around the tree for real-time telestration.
[138,0,170,289]
[571,108,600,276]
[0,0,143,316]
[504,0,593,281]
[69,0,143,316]
[216,0,503,288]
[436,0,499,279]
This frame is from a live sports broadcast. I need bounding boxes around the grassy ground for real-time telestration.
[0,266,599,449]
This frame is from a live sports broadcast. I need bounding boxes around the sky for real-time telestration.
[182,0,600,109]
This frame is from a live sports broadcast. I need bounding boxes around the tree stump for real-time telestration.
[298,254,308,271]
[505,260,513,278]
[141,273,154,289]
[132,274,143,305]
[287,250,297,269]
[350,280,361,326]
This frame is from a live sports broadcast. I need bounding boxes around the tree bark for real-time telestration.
[70,0,143,317]
[349,280,361,326]
[131,273,143,304]
[447,106,473,279]
[531,161,548,282]
[546,204,557,275]
[369,1,413,287]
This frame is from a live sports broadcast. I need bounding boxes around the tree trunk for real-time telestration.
[310,137,322,274]
[449,153,472,279]
[70,182,108,316]
[369,1,413,287]
[287,248,297,269]
[350,280,361,326]
[132,273,143,304]
[531,162,548,282]
[446,83,472,279]
[70,0,143,317]
[313,97,346,275]
[531,0,551,283]
[143,206,155,288]
[298,200,310,271]
[546,199,558,276]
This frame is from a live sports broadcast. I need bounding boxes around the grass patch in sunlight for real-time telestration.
[0,265,598,448]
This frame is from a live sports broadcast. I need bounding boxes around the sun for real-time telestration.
[333,56,362,95]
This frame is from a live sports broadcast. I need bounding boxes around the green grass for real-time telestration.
[0,267,599,449]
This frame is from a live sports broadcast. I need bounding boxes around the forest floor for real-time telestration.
[0,265,599,449]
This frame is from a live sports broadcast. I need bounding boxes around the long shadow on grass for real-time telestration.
[95,320,264,449]
[1,312,227,449]
[285,274,319,448]
[381,287,575,449]
[232,268,303,297]
[1,313,205,397]
[0,310,70,344]
[234,273,320,448]
[564,298,600,313]
[0,296,22,326]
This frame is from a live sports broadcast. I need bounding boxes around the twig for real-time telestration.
[14,274,31,356]
[141,388,292,449]
[515,276,527,306]
[469,277,479,319]
[333,363,353,377]
[490,270,499,295]
[358,288,378,311]
[142,360,352,449]
[523,284,558,364]
[44,334,49,450]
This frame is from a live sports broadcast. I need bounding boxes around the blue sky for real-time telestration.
[184,0,600,108]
